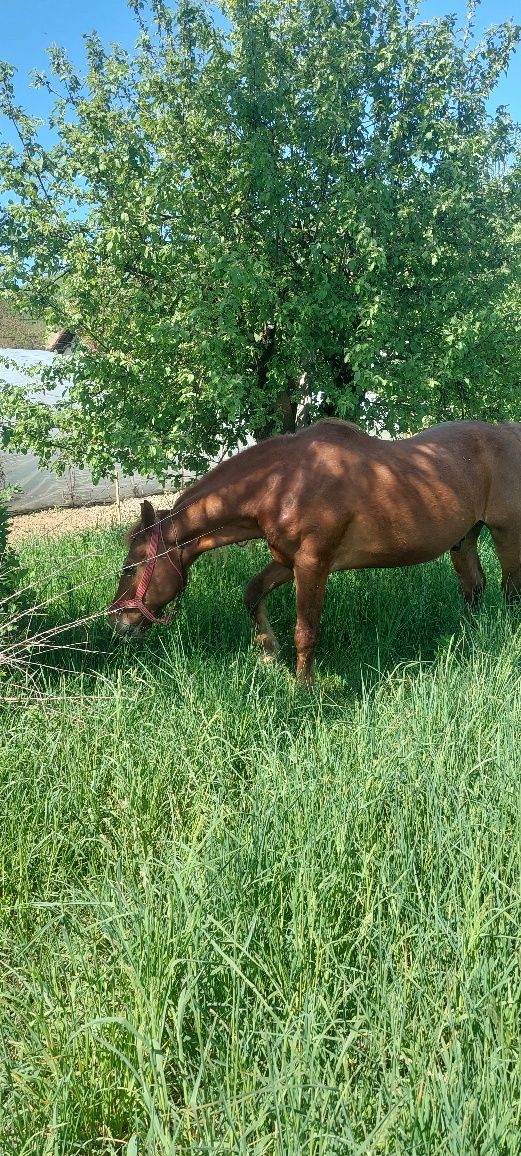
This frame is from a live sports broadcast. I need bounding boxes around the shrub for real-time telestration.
[0,487,25,660]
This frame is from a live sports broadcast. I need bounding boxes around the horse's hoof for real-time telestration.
[254,631,280,662]
[260,652,278,665]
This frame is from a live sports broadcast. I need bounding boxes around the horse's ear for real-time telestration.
[140,499,156,528]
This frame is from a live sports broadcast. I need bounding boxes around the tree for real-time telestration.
[0,0,520,481]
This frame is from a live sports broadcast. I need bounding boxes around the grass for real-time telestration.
[0,528,520,1154]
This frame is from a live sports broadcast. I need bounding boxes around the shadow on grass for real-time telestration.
[8,531,519,709]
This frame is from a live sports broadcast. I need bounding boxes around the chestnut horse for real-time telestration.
[108,419,521,682]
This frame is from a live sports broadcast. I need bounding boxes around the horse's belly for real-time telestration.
[331,513,471,571]
[332,542,439,570]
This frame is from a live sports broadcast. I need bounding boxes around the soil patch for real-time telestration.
[7,495,166,544]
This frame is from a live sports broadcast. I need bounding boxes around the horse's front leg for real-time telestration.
[293,562,329,684]
[244,560,293,661]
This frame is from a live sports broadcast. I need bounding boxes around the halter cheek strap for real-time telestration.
[109,524,183,625]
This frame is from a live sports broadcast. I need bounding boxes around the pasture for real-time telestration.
[1,527,520,1154]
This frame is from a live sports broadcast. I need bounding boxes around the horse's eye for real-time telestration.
[122,563,136,575]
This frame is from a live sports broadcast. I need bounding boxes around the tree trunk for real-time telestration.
[320,354,366,423]
[253,321,297,440]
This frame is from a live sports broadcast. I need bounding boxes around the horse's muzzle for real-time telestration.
[108,609,149,637]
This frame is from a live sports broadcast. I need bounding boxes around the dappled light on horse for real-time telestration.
[108,420,521,682]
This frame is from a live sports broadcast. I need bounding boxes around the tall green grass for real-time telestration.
[0,529,520,1154]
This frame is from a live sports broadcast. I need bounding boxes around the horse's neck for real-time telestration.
[163,481,259,552]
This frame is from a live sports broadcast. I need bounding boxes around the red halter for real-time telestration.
[109,523,183,625]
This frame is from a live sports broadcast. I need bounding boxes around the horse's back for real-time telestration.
[408,419,521,453]
[311,417,521,455]
[298,418,521,571]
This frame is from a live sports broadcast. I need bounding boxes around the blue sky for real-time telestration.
[0,0,520,141]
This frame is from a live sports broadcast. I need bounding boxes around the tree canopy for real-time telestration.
[1,0,520,479]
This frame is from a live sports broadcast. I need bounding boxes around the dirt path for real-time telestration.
[7,495,164,545]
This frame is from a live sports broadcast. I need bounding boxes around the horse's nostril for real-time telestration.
[116,622,143,639]
[108,610,140,635]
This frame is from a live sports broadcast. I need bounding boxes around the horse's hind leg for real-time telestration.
[244,561,293,661]
[450,522,486,605]
[488,524,521,601]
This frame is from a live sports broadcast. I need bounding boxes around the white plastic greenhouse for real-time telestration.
[0,349,164,514]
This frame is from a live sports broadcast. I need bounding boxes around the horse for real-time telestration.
[108,419,521,683]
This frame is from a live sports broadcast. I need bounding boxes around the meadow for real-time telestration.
[0,527,520,1154]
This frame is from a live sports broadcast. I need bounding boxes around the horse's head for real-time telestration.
[108,500,185,637]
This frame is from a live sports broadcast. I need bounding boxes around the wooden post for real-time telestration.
[114,470,122,526]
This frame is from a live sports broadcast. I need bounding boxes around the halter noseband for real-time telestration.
[109,523,183,625]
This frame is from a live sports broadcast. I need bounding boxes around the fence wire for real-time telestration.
[2,491,180,705]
